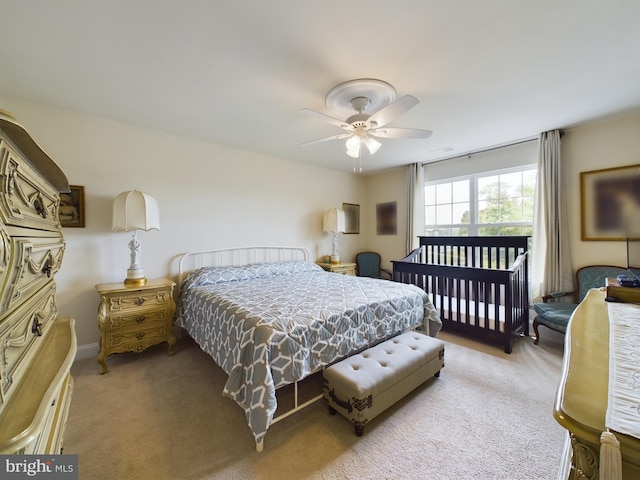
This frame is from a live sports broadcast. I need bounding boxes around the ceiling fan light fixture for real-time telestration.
[346,147,360,159]
[364,136,381,155]
[345,135,361,158]
[345,134,360,151]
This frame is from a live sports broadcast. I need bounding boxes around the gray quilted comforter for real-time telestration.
[176,261,441,445]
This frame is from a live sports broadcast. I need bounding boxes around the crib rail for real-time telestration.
[419,235,528,269]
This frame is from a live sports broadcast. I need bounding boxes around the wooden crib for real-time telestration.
[392,236,529,353]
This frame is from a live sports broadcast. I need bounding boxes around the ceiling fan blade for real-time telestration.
[300,108,350,130]
[368,95,419,128]
[299,132,352,146]
[369,127,433,139]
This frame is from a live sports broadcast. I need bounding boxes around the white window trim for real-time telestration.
[425,164,536,236]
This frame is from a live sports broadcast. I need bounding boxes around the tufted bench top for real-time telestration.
[324,331,444,398]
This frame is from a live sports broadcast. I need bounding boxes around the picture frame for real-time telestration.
[60,185,85,228]
[580,164,640,241]
[342,203,360,234]
[376,201,397,235]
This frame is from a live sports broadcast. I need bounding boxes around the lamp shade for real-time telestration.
[112,190,160,232]
[323,208,345,233]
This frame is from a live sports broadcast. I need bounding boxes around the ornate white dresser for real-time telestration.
[0,111,76,454]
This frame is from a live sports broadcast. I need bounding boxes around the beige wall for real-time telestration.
[0,97,368,352]
[563,112,640,269]
[363,167,408,273]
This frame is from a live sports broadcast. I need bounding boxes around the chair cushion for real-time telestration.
[533,302,577,330]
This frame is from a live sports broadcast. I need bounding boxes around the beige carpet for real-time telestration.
[64,328,566,480]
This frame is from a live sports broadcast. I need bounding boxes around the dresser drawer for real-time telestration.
[0,283,57,406]
[0,318,76,454]
[25,373,73,455]
[0,231,65,318]
[0,139,61,231]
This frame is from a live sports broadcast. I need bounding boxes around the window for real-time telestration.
[425,165,536,237]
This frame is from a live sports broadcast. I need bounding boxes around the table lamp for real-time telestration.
[323,208,345,264]
[112,190,160,286]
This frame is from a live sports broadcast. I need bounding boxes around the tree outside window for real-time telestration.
[425,166,536,237]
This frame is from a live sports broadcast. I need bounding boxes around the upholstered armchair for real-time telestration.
[533,265,628,345]
[355,252,392,279]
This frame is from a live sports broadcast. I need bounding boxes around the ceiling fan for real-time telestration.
[300,79,432,171]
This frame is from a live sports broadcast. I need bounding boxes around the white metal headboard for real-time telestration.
[177,246,310,286]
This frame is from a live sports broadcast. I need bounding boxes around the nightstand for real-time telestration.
[95,278,176,374]
[317,262,356,276]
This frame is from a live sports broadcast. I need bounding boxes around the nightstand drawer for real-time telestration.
[103,288,173,313]
[108,307,173,330]
[108,323,168,348]
[317,262,356,276]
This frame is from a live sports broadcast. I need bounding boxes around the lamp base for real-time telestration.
[330,255,340,265]
[125,267,147,286]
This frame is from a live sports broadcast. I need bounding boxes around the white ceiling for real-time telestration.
[1,1,640,174]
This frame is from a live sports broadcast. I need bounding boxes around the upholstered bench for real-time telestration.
[322,331,445,436]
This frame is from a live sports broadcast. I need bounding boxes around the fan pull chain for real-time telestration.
[353,150,363,173]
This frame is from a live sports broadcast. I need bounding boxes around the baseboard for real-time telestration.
[558,432,572,480]
[75,342,99,362]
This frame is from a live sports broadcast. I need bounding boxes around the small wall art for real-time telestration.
[60,185,85,228]
[342,203,360,234]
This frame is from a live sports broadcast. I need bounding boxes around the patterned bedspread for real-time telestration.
[176,261,441,445]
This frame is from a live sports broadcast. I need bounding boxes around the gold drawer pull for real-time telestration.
[135,297,146,306]
[135,315,145,324]
[135,332,145,340]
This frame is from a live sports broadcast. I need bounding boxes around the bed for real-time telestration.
[392,236,529,354]
[175,246,441,451]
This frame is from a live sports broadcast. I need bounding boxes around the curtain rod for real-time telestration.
[422,136,538,165]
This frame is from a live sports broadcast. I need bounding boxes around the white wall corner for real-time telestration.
[75,342,100,362]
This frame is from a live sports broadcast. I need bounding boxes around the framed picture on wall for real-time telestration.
[60,185,85,228]
[580,164,640,241]
[342,203,360,234]
[376,201,397,235]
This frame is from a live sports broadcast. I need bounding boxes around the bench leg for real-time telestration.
[328,406,336,415]
[354,424,364,437]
